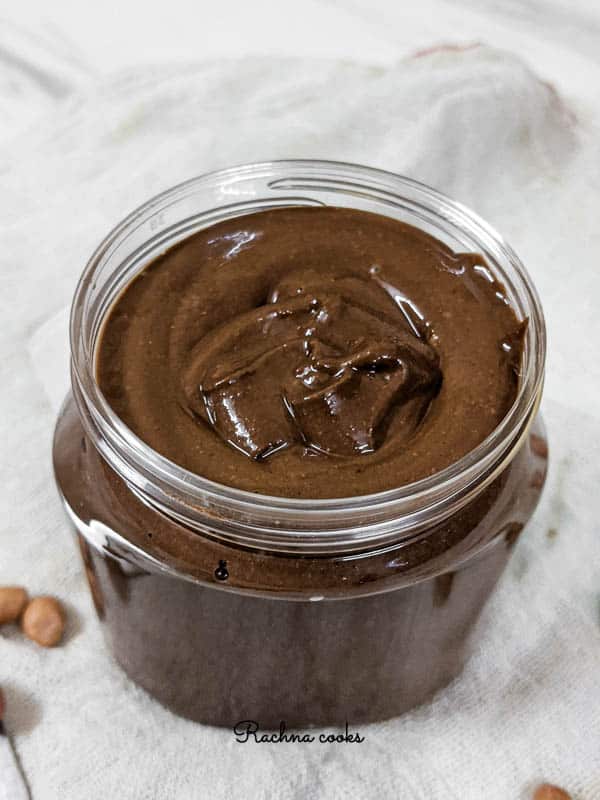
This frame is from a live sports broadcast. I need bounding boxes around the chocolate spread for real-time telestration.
[52,202,546,728]
[97,207,523,497]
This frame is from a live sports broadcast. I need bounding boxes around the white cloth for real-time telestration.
[1,25,600,800]
[0,736,29,800]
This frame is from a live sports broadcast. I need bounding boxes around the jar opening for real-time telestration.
[69,160,546,554]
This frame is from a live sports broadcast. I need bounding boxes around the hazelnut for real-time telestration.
[0,586,28,625]
[533,784,572,800]
[21,596,65,647]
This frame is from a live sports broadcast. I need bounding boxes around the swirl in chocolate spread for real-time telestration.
[181,268,442,460]
[97,207,524,498]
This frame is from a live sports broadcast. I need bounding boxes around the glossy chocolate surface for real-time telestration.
[97,207,523,498]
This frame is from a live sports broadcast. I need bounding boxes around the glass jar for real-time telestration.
[53,160,547,728]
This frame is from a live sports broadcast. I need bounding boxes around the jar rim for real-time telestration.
[69,159,546,552]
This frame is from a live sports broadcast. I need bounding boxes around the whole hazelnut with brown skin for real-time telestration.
[21,596,65,647]
[533,784,572,800]
[0,586,29,625]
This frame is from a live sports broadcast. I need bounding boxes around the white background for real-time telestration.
[3,0,600,116]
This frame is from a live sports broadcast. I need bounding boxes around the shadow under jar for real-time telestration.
[53,161,547,728]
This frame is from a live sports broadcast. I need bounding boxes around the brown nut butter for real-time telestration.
[53,164,547,727]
